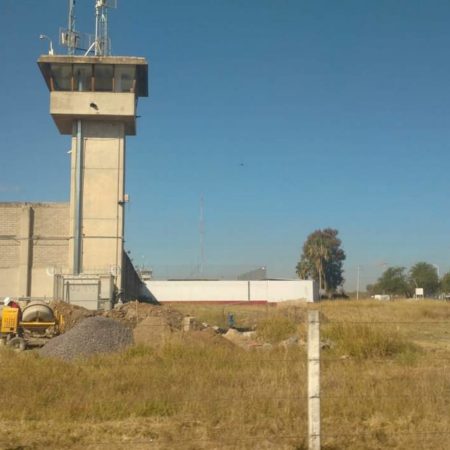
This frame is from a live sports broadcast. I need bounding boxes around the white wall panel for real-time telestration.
[146,280,318,303]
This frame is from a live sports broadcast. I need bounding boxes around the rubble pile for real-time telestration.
[39,300,306,357]
[103,301,185,330]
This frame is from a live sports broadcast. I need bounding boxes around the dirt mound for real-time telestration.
[101,302,188,348]
[50,301,94,332]
[39,316,133,361]
[133,319,236,349]
[183,328,237,349]
[133,316,173,346]
[103,301,184,330]
[39,300,244,354]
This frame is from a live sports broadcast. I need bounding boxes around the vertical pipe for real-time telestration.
[73,118,83,275]
[18,206,33,297]
[73,72,84,275]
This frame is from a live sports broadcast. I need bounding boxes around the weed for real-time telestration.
[0,300,448,449]
[322,322,419,359]
[256,315,298,343]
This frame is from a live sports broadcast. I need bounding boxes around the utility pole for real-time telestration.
[199,195,205,276]
[356,264,360,300]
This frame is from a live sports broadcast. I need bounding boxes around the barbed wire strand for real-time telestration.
[53,429,450,447]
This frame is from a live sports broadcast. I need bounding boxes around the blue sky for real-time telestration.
[1,0,450,288]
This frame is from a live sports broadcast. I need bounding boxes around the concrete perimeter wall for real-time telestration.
[122,252,156,303]
[0,202,70,299]
[145,280,318,303]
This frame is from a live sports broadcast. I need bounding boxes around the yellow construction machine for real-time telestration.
[0,302,63,351]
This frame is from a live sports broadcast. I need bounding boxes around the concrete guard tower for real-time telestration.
[37,55,148,304]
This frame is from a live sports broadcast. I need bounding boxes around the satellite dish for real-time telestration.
[46,266,56,277]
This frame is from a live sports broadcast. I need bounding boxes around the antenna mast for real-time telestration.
[67,0,76,55]
[199,196,205,276]
[95,0,117,56]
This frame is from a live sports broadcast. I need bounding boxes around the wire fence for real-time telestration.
[85,317,449,449]
[147,263,270,281]
[1,315,449,449]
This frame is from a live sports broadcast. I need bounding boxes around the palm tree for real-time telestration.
[305,234,330,292]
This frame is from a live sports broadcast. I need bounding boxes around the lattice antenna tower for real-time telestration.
[199,196,205,276]
[60,0,89,55]
[60,1,117,56]
[67,0,76,54]
[59,0,79,55]
[95,0,117,56]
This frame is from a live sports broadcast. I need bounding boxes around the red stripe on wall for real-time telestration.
[159,300,271,305]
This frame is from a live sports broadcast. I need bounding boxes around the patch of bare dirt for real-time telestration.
[183,327,237,349]
[133,316,173,347]
[50,301,94,332]
[48,301,233,350]
[103,301,184,330]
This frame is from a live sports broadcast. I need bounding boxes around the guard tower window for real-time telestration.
[95,65,114,92]
[50,64,72,91]
[114,65,136,92]
[73,64,93,91]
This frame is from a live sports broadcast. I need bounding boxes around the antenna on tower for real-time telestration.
[59,0,79,54]
[59,1,117,56]
[199,196,205,276]
[94,0,117,56]
[67,0,76,54]
[60,0,92,55]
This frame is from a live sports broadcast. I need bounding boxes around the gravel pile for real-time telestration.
[39,316,133,361]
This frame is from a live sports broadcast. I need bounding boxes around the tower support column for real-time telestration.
[73,119,83,275]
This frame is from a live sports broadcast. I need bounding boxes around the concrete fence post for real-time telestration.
[308,310,321,450]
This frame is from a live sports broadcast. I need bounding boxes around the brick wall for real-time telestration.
[0,205,20,269]
[0,243,19,269]
[33,204,69,237]
[0,203,70,298]
[32,204,69,269]
[0,206,19,235]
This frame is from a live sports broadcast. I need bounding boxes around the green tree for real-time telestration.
[371,266,412,297]
[440,272,450,294]
[296,228,346,294]
[409,262,439,296]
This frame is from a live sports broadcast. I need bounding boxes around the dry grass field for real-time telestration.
[0,300,449,449]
